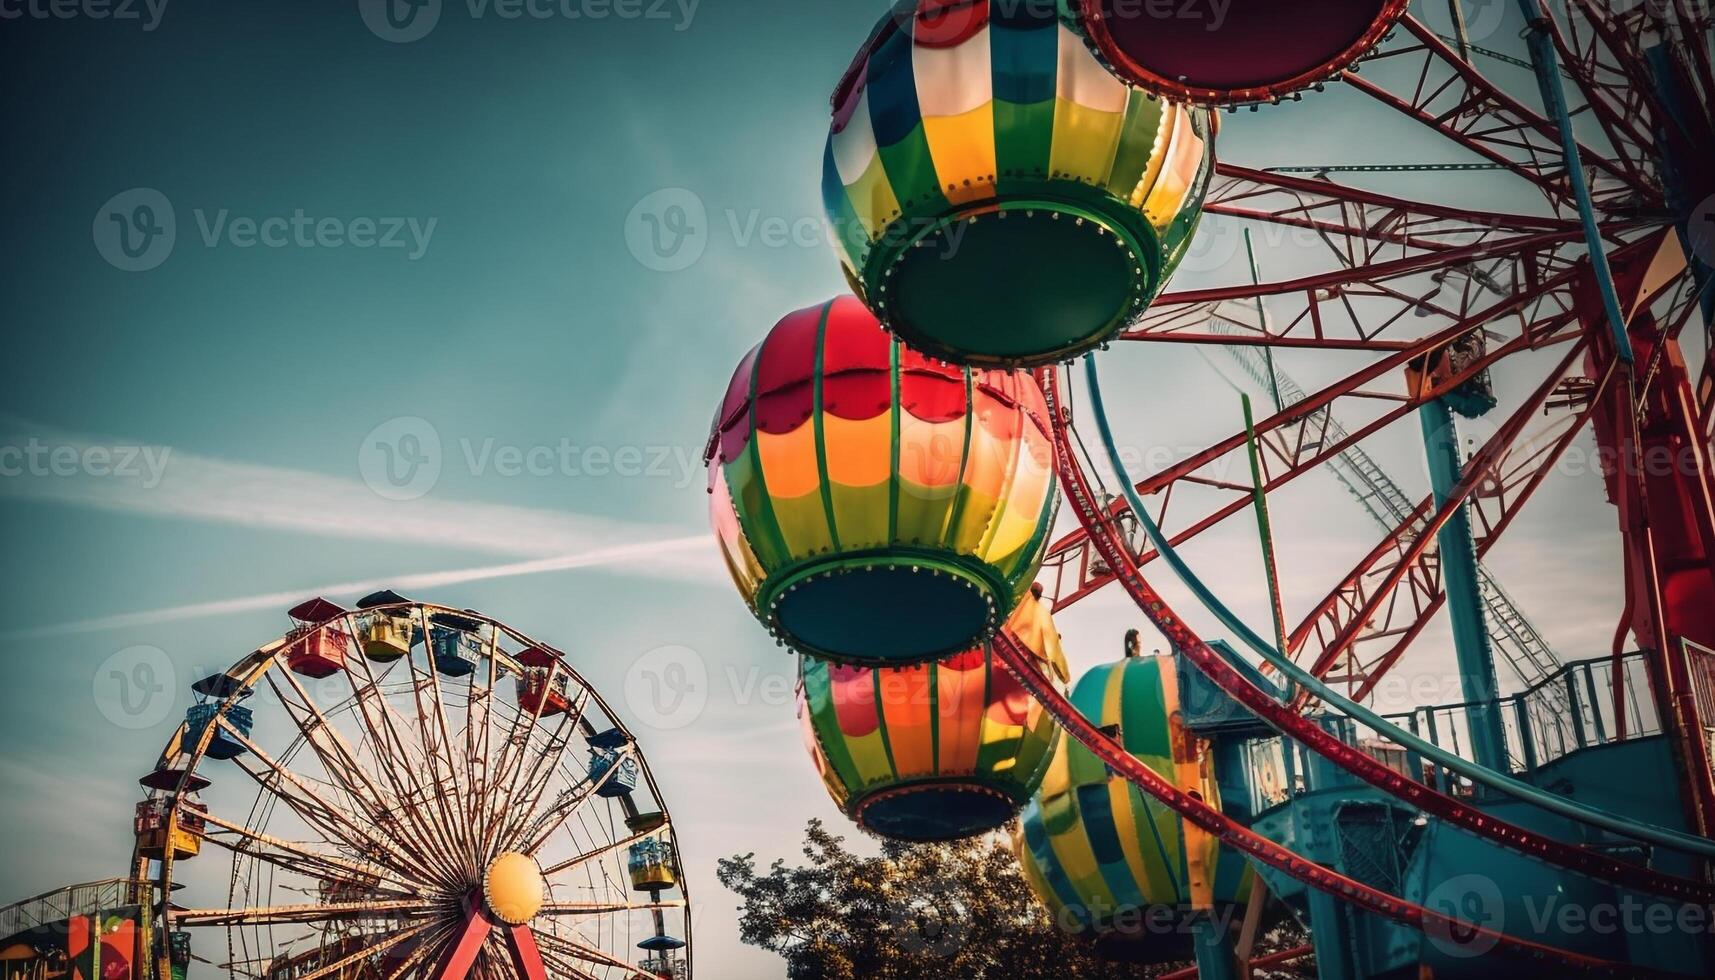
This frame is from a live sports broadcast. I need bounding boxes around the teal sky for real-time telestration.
[0,2,1676,977]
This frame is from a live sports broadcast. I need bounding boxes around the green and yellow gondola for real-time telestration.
[707,295,1057,666]
[797,591,1067,841]
[823,0,1216,367]
[1015,652,1254,961]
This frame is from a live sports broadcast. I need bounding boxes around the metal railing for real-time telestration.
[0,879,145,941]
[1383,651,1660,776]
[1240,653,1665,815]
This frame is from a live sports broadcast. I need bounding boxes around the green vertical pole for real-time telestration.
[1420,399,1509,774]
[1243,395,1293,702]
[1242,230,1284,411]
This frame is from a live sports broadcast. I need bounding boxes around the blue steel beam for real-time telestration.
[1516,0,1635,363]
[1419,399,1509,773]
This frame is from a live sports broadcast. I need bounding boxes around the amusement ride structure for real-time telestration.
[4,2,1711,979]
[117,595,693,980]
[709,0,1715,977]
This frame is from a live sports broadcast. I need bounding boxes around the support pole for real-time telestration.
[1419,400,1509,773]
[1515,0,1635,364]
[1190,913,1239,980]
[1242,394,1292,701]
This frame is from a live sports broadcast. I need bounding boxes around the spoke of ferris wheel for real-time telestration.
[393,606,466,870]
[343,645,472,884]
[512,743,637,857]
[534,948,602,980]
[337,614,464,870]
[174,899,435,928]
[219,721,452,890]
[281,922,436,980]
[541,900,685,916]
[528,935,608,980]
[532,930,656,979]
[466,629,500,857]
[480,661,581,860]
[1203,310,1566,696]
[500,710,591,850]
[409,604,480,878]
[194,808,427,896]
[539,824,664,878]
[368,619,482,880]
[495,687,597,852]
[474,687,552,861]
[489,684,589,855]
[381,919,461,980]
[267,668,393,825]
[264,665,453,877]
[1301,366,1614,701]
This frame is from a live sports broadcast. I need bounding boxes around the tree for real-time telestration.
[717,819,1177,980]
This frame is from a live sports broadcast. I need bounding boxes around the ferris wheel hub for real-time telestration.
[482,852,546,926]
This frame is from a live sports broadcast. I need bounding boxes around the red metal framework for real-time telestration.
[1037,366,1715,906]
[1034,0,1715,906]
[1346,15,1658,210]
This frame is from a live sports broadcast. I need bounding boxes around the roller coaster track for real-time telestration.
[1031,365,1715,908]
[992,634,1688,979]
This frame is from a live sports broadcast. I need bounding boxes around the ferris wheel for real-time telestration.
[1038,0,1714,771]
[126,594,692,980]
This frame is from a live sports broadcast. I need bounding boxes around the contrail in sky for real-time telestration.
[0,535,711,640]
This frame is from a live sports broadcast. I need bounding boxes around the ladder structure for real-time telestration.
[1206,304,1565,700]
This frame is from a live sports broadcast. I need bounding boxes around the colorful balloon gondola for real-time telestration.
[823,1,1215,367]
[797,589,1067,841]
[1015,650,1252,962]
[707,295,1058,666]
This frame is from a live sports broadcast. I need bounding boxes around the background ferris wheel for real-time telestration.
[127,594,692,980]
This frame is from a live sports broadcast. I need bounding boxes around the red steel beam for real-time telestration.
[1035,365,1715,907]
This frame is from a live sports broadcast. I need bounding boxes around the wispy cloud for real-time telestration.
[0,417,729,638]
[0,414,705,561]
[0,535,713,640]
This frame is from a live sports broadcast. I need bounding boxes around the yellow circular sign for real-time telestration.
[482,852,546,926]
